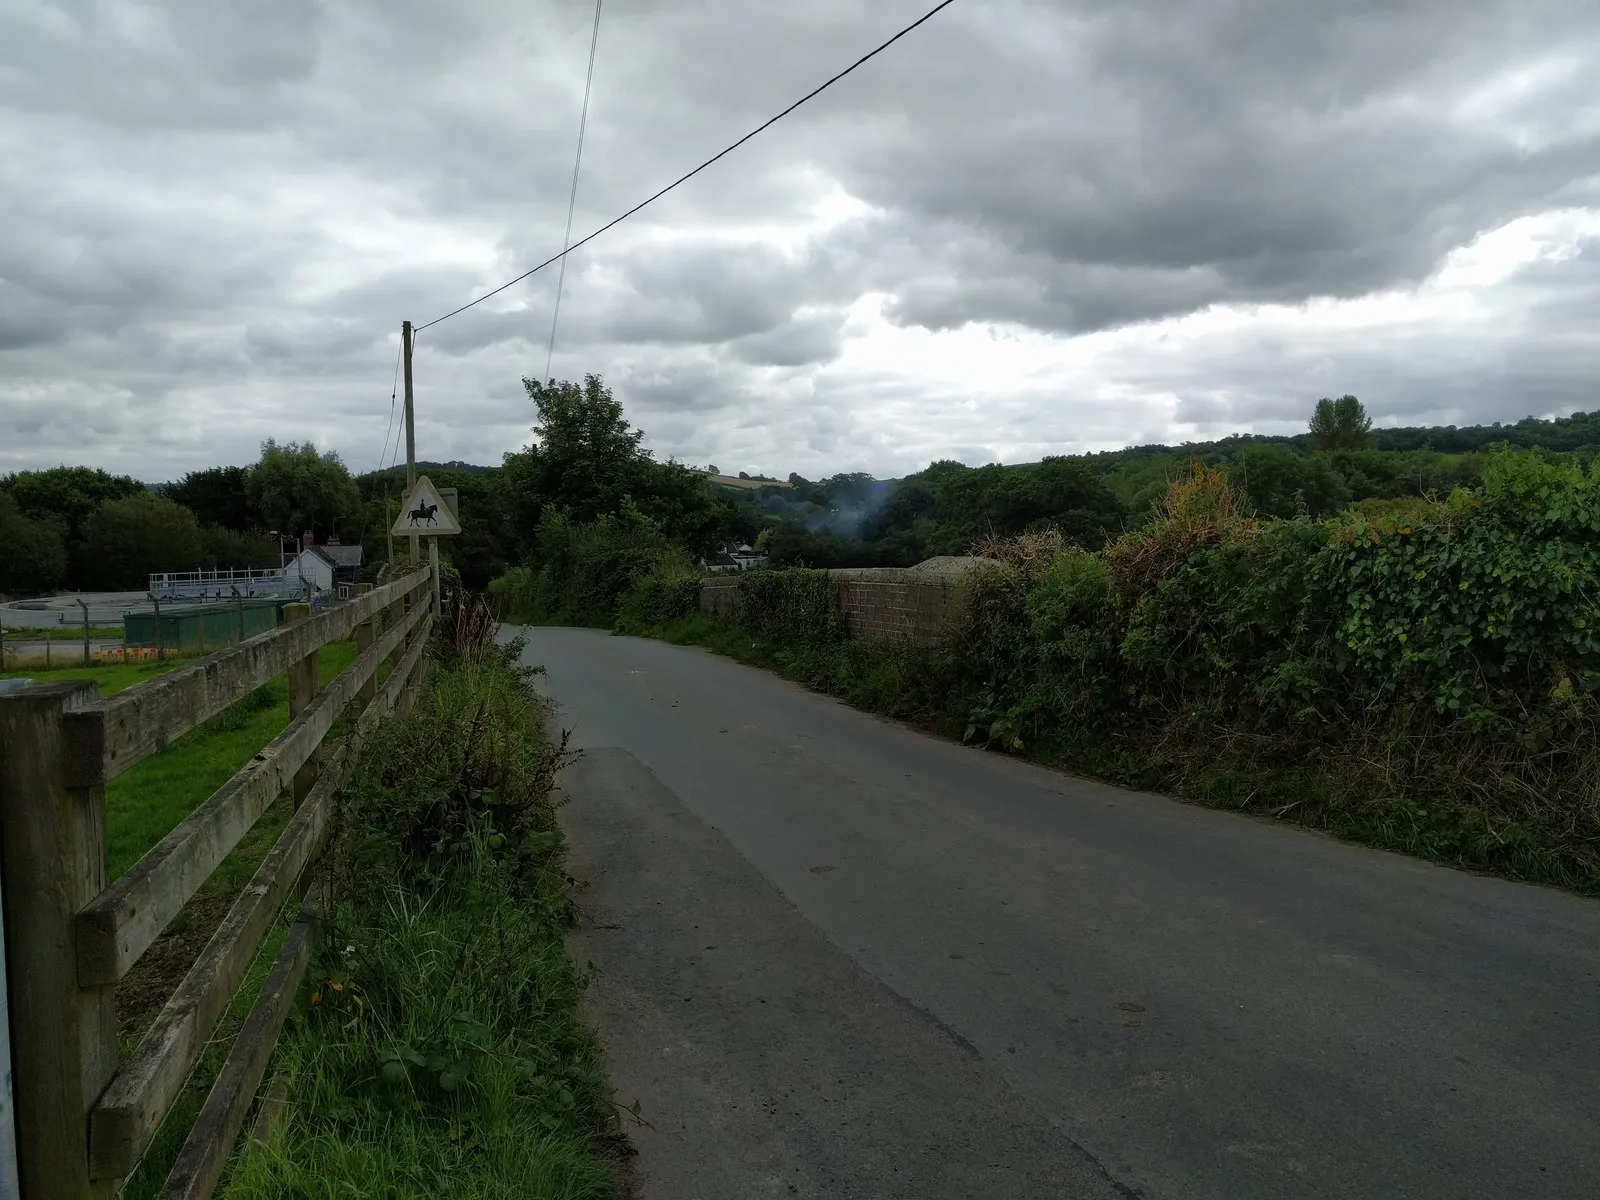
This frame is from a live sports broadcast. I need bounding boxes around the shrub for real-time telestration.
[491,499,696,626]
[738,568,842,644]
[668,448,1600,890]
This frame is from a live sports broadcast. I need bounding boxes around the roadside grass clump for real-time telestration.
[224,633,622,1200]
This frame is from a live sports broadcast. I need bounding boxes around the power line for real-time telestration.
[545,0,604,384]
[374,338,403,476]
[384,329,417,477]
[417,0,960,332]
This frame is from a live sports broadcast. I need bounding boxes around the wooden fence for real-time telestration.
[0,567,434,1199]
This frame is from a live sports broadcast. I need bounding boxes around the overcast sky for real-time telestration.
[3,0,1598,483]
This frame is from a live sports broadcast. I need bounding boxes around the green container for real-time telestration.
[123,600,285,652]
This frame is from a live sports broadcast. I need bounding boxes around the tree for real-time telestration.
[0,466,145,544]
[245,441,361,541]
[1309,395,1373,450]
[79,494,203,590]
[199,525,279,571]
[1233,445,1351,519]
[501,373,725,568]
[164,466,259,531]
[502,375,647,532]
[0,492,67,595]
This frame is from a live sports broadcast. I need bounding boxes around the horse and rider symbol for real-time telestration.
[390,476,460,536]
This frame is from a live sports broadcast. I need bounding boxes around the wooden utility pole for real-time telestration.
[402,320,419,566]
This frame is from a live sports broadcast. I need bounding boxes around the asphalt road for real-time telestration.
[521,627,1600,1200]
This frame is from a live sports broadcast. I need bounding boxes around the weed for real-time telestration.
[224,651,622,1198]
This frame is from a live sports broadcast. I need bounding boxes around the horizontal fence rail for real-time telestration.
[75,584,431,986]
[91,616,432,1180]
[65,572,426,786]
[0,567,436,1199]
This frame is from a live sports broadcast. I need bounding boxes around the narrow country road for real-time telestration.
[519,627,1600,1200]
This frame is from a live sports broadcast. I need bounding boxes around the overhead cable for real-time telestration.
[544,0,605,383]
[416,0,960,332]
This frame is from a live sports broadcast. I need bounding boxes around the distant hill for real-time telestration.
[707,474,791,491]
[358,460,493,481]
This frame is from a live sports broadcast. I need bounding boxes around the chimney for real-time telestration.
[301,530,313,550]
[326,532,341,546]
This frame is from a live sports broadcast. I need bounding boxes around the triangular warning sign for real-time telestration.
[392,475,462,536]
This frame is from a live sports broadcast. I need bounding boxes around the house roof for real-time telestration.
[296,545,363,569]
[321,544,364,568]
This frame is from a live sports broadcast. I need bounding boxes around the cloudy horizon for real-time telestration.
[2,0,1597,484]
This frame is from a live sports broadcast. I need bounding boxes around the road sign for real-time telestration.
[391,475,462,536]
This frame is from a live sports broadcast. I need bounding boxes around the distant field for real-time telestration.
[709,474,791,490]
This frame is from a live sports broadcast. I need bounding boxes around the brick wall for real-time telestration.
[700,579,741,619]
[698,561,990,644]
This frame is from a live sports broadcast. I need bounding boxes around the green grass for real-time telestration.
[109,639,375,1199]
[2,624,125,641]
[1,659,182,695]
[223,651,623,1199]
[107,641,360,880]
[119,923,289,1200]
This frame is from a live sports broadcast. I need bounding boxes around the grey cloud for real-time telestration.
[824,0,1600,332]
[728,311,848,367]
[1,0,1598,482]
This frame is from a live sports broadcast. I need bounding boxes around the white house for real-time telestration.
[285,547,336,595]
[281,532,366,598]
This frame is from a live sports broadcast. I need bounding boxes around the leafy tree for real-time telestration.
[0,466,145,544]
[1309,395,1374,450]
[0,491,68,595]
[245,440,361,541]
[199,524,280,571]
[164,466,259,531]
[79,494,203,590]
[508,375,644,524]
[502,374,721,557]
[1233,445,1351,519]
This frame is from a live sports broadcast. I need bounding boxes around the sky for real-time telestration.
[2,0,1598,484]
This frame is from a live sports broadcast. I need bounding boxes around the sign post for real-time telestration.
[390,475,461,617]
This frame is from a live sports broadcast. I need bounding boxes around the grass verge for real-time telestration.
[1,658,183,695]
[640,613,1600,896]
[108,641,358,879]
[223,640,623,1199]
[108,640,367,1200]
[2,624,125,641]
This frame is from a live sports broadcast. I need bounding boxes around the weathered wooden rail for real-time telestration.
[0,568,434,1199]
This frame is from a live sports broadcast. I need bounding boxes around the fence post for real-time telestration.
[0,681,119,1199]
[281,602,319,806]
[392,575,418,716]
[353,584,377,710]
